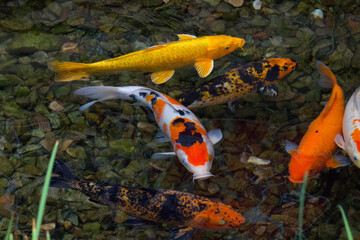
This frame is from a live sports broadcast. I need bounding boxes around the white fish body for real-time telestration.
[335,87,360,167]
[75,86,223,180]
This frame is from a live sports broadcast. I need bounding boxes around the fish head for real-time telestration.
[175,135,215,180]
[346,141,360,168]
[206,35,245,59]
[265,58,298,80]
[189,201,245,229]
[288,153,316,183]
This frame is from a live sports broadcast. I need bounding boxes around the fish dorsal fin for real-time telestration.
[334,133,346,150]
[285,141,298,155]
[194,60,214,78]
[169,226,196,240]
[151,70,175,84]
[208,128,223,145]
[177,34,197,40]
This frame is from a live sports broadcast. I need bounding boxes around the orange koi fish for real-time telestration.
[335,87,360,168]
[75,86,223,180]
[51,160,245,239]
[177,58,297,109]
[285,61,349,183]
[51,34,245,84]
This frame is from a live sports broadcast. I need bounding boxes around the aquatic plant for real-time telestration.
[32,140,58,240]
[4,216,13,240]
[4,141,58,240]
[338,205,354,240]
[298,171,308,240]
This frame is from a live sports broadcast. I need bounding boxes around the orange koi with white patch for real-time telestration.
[51,34,245,84]
[285,61,349,183]
[75,86,223,180]
[335,87,360,168]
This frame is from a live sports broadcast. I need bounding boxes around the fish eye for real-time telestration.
[354,155,359,161]
[225,46,230,50]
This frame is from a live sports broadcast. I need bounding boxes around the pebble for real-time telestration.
[49,101,64,111]
[225,0,244,7]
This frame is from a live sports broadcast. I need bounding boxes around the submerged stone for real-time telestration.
[7,31,64,55]
[0,74,22,87]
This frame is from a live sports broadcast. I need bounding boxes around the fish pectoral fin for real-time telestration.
[151,70,175,84]
[169,226,196,240]
[177,34,197,40]
[152,152,176,159]
[194,60,214,78]
[285,141,298,155]
[334,133,346,150]
[208,128,223,145]
[326,154,350,168]
[154,131,170,142]
[124,217,153,228]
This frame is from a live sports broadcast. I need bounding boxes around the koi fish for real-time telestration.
[285,61,349,183]
[334,87,360,168]
[75,86,223,180]
[177,58,297,109]
[51,160,245,239]
[51,34,245,84]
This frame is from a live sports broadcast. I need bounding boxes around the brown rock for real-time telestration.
[348,15,360,34]
[61,42,79,53]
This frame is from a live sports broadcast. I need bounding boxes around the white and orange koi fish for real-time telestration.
[75,86,223,180]
[335,87,360,168]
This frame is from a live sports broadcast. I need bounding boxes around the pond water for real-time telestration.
[0,0,360,239]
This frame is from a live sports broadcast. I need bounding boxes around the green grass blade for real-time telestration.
[298,171,308,240]
[338,205,354,240]
[4,216,13,240]
[33,141,59,240]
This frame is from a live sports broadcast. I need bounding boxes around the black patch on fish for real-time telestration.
[253,62,265,75]
[106,185,120,204]
[139,92,147,98]
[172,118,185,125]
[176,121,203,147]
[150,91,160,97]
[237,68,253,84]
[184,122,196,130]
[151,96,158,106]
[129,94,136,101]
[265,64,280,82]
[177,109,185,116]
[157,194,183,222]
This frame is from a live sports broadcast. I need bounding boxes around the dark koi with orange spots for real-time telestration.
[74,86,223,180]
[177,58,297,109]
[51,160,245,239]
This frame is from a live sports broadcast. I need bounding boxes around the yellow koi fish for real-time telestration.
[51,34,245,84]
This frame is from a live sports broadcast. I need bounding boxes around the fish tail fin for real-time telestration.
[50,159,79,189]
[51,61,93,82]
[74,86,147,111]
[316,61,337,88]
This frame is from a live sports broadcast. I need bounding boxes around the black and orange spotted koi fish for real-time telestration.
[177,58,297,109]
[51,160,245,240]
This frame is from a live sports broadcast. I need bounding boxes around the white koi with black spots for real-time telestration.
[335,87,360,168]
[74,86,223,180]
